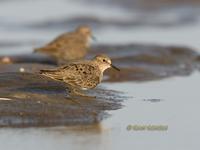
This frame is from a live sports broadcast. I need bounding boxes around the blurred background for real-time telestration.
[0,0,200,150]
[1,0,200,55]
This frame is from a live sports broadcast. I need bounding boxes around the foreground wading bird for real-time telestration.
[34,25,95,64]
[40,54,120,97]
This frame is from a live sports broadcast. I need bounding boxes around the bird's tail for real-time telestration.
[40,69,56,73]
[40,69,63,81]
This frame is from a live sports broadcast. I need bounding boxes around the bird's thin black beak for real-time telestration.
[91,35,97,41]
[111,64,120,71]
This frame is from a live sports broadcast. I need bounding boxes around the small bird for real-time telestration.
[40,54,120,97]
[34,25,95,64]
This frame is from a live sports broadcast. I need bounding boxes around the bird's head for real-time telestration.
[93,54,120,72]
[76,25,96,41]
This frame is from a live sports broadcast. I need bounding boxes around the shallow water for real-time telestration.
[0,0,200,149]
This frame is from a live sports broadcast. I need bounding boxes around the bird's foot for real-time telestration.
[69,89,96,99]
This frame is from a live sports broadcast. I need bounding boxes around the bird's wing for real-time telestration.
[62,63,100,89]
[39,62,89,82]
[34,32,75,54]
[48,33,74,45]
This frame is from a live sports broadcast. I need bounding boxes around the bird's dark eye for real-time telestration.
[103,59,106,62]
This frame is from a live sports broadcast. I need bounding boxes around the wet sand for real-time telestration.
[0,0,200,149]
[0,72,124,127]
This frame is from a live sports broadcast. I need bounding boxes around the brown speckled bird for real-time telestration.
[40,54,120,97]
[34,25,95,64]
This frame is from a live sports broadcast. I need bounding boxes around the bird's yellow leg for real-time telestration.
[69,88,96,99]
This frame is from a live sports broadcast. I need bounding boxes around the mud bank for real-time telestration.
[0,73,123,127]
[1,43,199,82]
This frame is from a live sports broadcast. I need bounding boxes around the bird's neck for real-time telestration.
[78,33,91,47]
[92,60,110,73]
